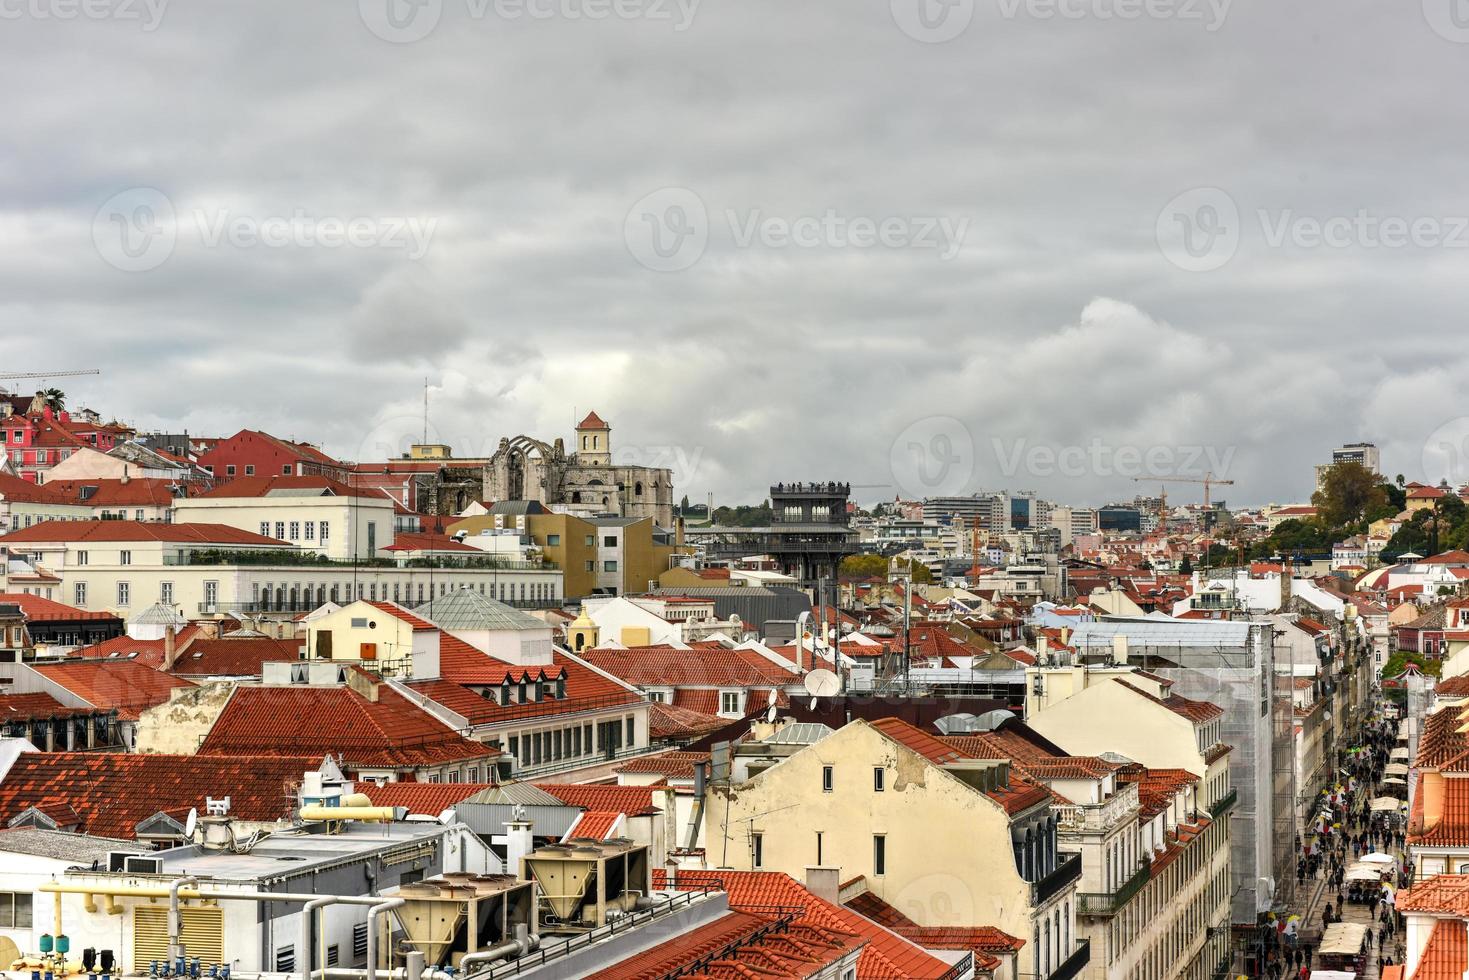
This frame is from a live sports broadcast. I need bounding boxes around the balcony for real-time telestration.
[1055,787,1140,834]
[1077,861,1150,917]
[1049,939,1091,980]
[1032,852,1083,906]
[1209,788,1238,819]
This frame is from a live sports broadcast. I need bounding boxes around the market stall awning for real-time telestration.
[1384,762,1410,775]
[1370,798,1405,812]
[1320,923,1368,955]
[1391,747,1410,760]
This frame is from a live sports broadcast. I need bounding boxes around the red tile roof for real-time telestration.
[381,533,482,553]
[535,783,662,816]
[32,660,194,720]
[649,701,728,741]
[365,600,437,631]
[0,520,288,546]
[577,411,610,431]
[72,628,204,669]
[168,637,302,677]
[1114,679,1224,724]
[564,810,624,841]
[198,683,498,771]
[0,691,97,721]
[1412,918,1466,980]
[194,474,382,500]
[843,890,1022,971]
[578,644,795,689]
[586,909,853,980]
[616,751,709,780]
[1409,777,1469,847]
[652,869,953,980]
[0,593,119,622]
[42,478,181,508]
[0,752,324,839]
[359,782,494,815]
[409,643,639,726]
[1399,875,1469,915]
[869,718,1052,815]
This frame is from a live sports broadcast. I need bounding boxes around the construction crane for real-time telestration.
[0,370,100,382]
[1132,473,1236,509]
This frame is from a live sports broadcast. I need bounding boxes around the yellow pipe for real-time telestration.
[53,889,62,943]
[300,805,405,823]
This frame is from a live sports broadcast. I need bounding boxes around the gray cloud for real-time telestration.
[0,0,1464,509]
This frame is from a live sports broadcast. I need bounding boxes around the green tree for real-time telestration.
[840,554,889,579]
[1312,461,1388,530]
[1179,554,1193,575]
[41,388,65,412]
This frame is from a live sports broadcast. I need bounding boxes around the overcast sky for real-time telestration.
[2,0,1465,509]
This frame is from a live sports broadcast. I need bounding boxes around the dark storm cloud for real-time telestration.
[0,0,1464,508]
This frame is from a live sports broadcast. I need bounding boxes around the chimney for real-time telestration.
[1423,770,1445,831]
[162,625,178,671]
[1037,635,1049,665]
[120,464,131,485]
[804,866,840,905]
[506,820,534,877]
[1279,562,1292,610]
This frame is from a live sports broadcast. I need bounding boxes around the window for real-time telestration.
[874,767,885,792]
[625,716,634,744]
[320,521,330,541]
[816,831,824,866]
[873,835,886,876]
[226,464,236,476]
[648,691,666,703]
[584,560,595,572]
[245,464,255,476]
[603,560,618,572]
[160,582,173,605]
[289,521,300,539]
[547,534,560,546]
[721,691,741,714]
[603,535,617,547]
[260,522,270,537]
[0,891,32,928]
[584,535,595,547]
[118,550,131,565]
[282,464,292,475]
[75,550,87,566]
[117,582,130,606]
[135,509,144,521]
[204,580,218,605]
[752,832,764,868]
[74,582,87,605]
[822,765,834,793]
[305,521,315,541]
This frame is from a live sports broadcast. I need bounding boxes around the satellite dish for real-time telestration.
[803,668,840,698]
[765,703,778,724]
[184,808,198,840]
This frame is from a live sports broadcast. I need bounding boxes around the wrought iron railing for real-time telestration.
[1077,861,1149,917]
[1050,939,1091,980]
[1032,852,1082,906]
[1209,788,1238,818]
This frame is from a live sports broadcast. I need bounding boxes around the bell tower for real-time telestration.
[574,411,611,466]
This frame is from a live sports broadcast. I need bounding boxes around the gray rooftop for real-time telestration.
[1068,618,1255,648]
[414,588,548,632]
[131,602,188,626]
[0,828,142,863]
[758,723,833,745]
[151,822,447,881]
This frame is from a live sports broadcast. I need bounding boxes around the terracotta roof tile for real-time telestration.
[0,752,323,839]
[32,660,193,720]
[168,637,301,677]
[199,683,497,771]
[359,782,494,815]
[0,520,288,546]
[0,593,121,623]
[564,810,623,841]
[534,783,662,816]
[1412,918,1466,980]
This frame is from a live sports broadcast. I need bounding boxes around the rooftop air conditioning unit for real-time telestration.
[123,855,165,875]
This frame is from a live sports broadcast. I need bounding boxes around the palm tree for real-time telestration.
[41,388,64,412]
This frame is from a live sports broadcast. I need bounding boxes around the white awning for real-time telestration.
[1391,747,1410,760]
[1320,922,1368,954]
[1384,762,1410,775]
[1370,798,1404,812]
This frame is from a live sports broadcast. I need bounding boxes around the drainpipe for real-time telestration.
[457,924,538,973]
[168,876,200,962]
[365,898,405,980]
[300,896,342,980]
